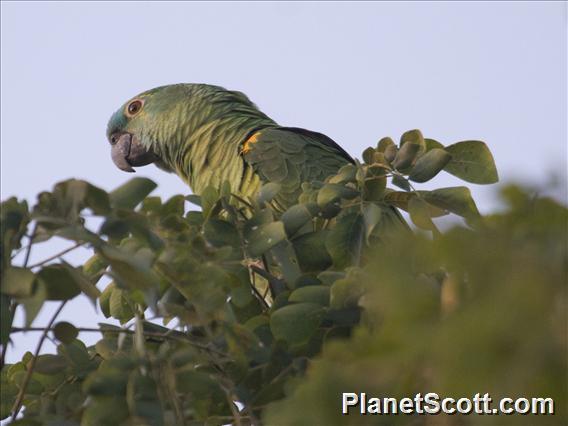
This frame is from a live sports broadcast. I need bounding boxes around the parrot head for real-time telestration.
[106,83,274,175]
[106,84,193,173]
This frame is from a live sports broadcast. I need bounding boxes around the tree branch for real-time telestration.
[11,301,67,420]
[22,224,37,268]
[10,326,229,358]
[27,243,83,269]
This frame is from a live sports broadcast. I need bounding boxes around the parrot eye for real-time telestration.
[126,99,144,116]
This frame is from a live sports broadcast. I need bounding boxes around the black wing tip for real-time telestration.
[278,126,354,164]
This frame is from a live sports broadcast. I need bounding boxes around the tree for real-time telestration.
[1,130,565,425]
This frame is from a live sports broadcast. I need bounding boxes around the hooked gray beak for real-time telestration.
[109,132,158,173]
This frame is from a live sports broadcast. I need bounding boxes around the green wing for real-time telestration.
[243,127,409,234]
[242,127,353,210]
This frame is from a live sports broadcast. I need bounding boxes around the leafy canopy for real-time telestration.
[1,130,565,425]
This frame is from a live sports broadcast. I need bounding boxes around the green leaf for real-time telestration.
[204,219,241,250]
[362,203,382,241]
[83,357,131,395]
[19,281,47,327]
[408,197,438,232]
[371,152,389,167]
[377,137,396,153]
[109,177,157,209]
[109,287,135,323]
[362,147,375,165]
[316,184,359,207]
[257,182,282,204]
[294,275,322,288]
[84,183,111,215]
[363,176,386,201]
[289,286,330,306]
[53,321,78,344]
[292,231,333,272]
[1,294,13,345]
[59,339,95,376]
[317,271,346,286]
[443,140,499,184]
[231,282,254,308]
[33,354,68,375]
[328,164,357,184]
[244,315,272,346]
[174,370,225,404]
[61,261,100,305]
[99,282,115,318]
[330,278,365,309]
[282,205,313,236]
[134,316,145,357]
[185,210,204,226]
[383,143,398,163]
[384,190,448,217]
[246,222,287,257]
[99,217,128,240]
[1,198,30,268]
[82,253,108,285]
[425,138,444,151]
[162,194,185,216]
[409,148,452,183]
[270,302,325,346]
[200,186,220,218]
[55,225,102,246]
[99,245,158,290]
[1,267,35,298]
[326,213,364,269]
[246,208,274,230]
[81,396,129,425]
[392,174,411,191]
[270,241,302,287]
[392,141,421,171]
[185,194,202,207]
[126,371,163,425]
[384,190,414,211]
[420,187,481,219]
[140,196,162,213]
[38,265,81,301]
[400,129,425,150]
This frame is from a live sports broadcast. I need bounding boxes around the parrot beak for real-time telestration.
[110,132,158,173]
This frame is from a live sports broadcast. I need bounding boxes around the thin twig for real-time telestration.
[47,375,76,397]
[261,276,270,301]
[11,301,67,420]
[27,243,83,269]
[248,271,269,310]
[224,389,242,426]
[2,226,39,370]
[229,193,254,210]
[11,326,229,358]
[405,179,442,238]
[249,265,274,282]
[209,416,252,421]
[22,224,37,268]
[260,255,280,298]
[10,245,27,261]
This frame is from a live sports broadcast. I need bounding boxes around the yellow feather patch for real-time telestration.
[241,131,261,154]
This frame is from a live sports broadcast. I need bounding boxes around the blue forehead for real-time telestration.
[106,108,128,138]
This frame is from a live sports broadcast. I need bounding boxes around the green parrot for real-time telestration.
[106,83,355,211]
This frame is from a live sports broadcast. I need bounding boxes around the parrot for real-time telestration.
[106,82,407,237]
[106,83,355,211]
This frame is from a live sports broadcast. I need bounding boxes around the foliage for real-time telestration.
[0,130,565,425]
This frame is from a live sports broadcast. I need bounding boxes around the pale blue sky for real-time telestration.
[1,2,566,363]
